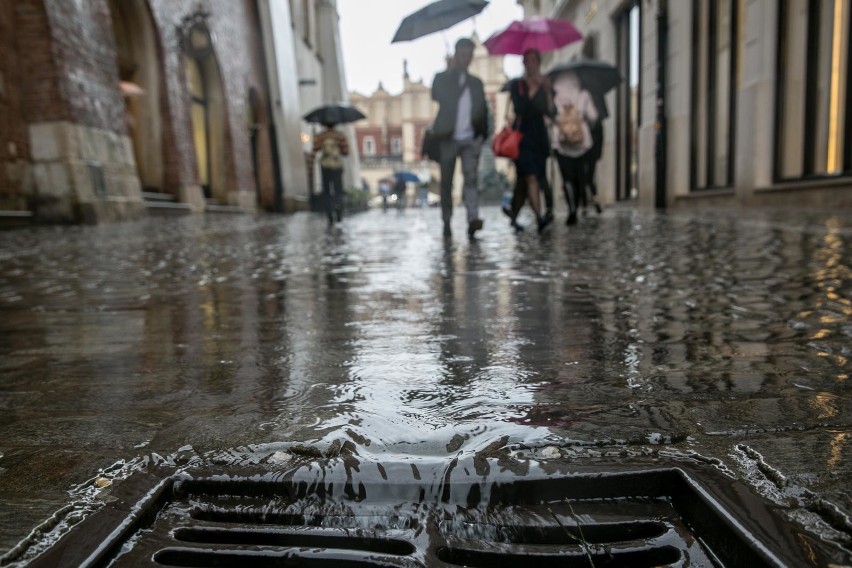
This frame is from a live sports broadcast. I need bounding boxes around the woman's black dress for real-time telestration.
[510,78,553,180]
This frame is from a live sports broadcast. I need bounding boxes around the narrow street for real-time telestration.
[1,204,850,561]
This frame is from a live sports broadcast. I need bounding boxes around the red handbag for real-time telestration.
[492,126,523,159]
[492,79,524,160]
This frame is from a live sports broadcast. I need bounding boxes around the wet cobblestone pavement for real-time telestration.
[1,204,851,562]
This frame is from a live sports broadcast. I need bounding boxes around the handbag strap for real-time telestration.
[506,79,525,129]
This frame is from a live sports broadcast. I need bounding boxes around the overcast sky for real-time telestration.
[337,0,524,96]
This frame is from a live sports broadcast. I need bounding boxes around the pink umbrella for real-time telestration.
[483,17,582,55]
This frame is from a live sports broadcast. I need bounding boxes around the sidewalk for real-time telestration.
[1,204,850,560]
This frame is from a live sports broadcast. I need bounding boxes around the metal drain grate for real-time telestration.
[26,464,838,567]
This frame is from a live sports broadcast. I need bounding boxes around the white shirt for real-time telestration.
[454,72,474,141]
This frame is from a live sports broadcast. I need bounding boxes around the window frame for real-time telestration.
[774,0,852,181]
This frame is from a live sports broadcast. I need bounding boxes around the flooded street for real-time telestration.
[1,205,851,561]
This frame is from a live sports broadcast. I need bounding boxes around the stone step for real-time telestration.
[205,203,246,214]
[142,191,178,203]
[0,210,34,228]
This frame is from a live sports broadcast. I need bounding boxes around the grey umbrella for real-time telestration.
[392,0,489,43]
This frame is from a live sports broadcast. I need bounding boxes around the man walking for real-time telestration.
[431,38,487,238]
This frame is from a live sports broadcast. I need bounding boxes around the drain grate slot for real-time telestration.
[190,505,418,530]
[154,547,408,567]
[440,519,669,544]
[437,544,683,568]
[172,526,416,555]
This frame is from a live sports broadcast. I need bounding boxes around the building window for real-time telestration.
[363,136,376,156]
[690,0,739,190]
[775,0,851,180]
[390,137,402,155]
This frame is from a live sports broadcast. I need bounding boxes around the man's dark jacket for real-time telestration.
[431,69,488,139]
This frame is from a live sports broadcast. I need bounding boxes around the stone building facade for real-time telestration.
[0,0,347,224]
[349,37,512,201]
[520,0,852,210]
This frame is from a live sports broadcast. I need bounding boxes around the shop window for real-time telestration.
[775,0,851,180]
[691,0,739,190]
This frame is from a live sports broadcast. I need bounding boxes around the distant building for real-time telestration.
[520,0,852,210]
[349,36,513,203]
[0,0,349,224]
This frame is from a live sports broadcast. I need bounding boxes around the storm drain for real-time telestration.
[27,464,834,567]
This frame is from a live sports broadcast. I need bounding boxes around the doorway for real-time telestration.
[184,23,228,203]
[108,0,164,192]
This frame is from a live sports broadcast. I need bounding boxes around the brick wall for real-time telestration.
[3,0,277,218]
[44,0,125,132]
[146,0,274,204]
[1,2,38,204]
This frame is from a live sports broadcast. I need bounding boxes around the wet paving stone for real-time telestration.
[0,205,851,562]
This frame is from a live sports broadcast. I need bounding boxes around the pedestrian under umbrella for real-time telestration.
[303,103,366,126]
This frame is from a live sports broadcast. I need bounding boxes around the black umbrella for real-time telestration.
[392,0,489,43]
[547,60,622,94]
[303,104,366,126]
[547,60,621,119]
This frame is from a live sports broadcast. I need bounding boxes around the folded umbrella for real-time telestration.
[303,104,366,126]
[392,0,489,43]
[483,17,582,55]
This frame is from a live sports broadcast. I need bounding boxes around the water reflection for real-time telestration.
[0,207,850,555]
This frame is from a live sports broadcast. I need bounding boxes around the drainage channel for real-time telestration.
[25,460,840,567]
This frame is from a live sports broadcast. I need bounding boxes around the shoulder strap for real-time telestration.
[506,80,524,128]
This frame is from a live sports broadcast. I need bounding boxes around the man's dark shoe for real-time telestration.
[443,222,452,237]
[566,213,577,225]
[594,202,603,214]
[467,218,484,238]
[537,215,552,234]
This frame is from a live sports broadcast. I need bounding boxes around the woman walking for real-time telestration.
[551,70,598,225]
[508,48,555,234]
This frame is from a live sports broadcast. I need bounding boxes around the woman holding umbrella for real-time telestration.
[548,59,621,219]
[484,17,582,234]
[508,48,555,234]
[551,70,598,225]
